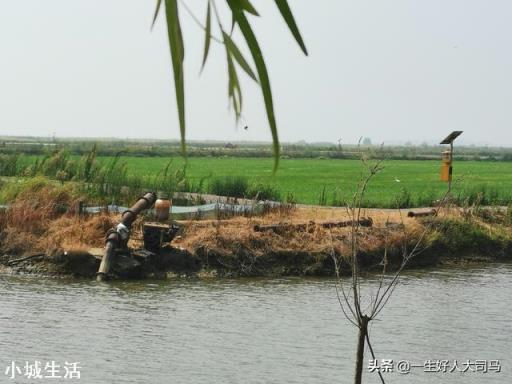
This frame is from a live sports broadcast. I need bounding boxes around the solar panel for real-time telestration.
[440,131,463,144]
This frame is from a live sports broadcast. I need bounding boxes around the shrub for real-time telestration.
[331,188,345,207]
[0,177,55,204]
[284,192,297,204]
[0,154,19,176]
[208,176,249,198]
[247,183,280,201]
[395,187,412,208]
[425,217,506,254]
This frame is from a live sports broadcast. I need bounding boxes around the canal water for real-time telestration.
[1,264,510,383]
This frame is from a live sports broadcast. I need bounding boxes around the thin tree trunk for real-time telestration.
[354,315,369,384]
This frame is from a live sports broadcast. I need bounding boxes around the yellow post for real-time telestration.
[440,150,452,182]
[439,132,462,194]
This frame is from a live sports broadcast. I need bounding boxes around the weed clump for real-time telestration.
[208,176,249,198]
[0,179,112,255]
[423,216,509,256]
[247,183,280,201]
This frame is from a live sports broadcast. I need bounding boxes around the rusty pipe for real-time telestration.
[97,192,157,281]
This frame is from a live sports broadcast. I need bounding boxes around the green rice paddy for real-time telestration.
[97,156,512,207]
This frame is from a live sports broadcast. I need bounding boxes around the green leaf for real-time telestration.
[230,14,236,34]
[151,0,163,30]
[240,0,259,16]
[201,1,211,71]
[274,0,308,55]
[225,45,243,120]
[227,0,280,172]
[164,0,186,155]
[222,32,258,82]
[230,0,259,31]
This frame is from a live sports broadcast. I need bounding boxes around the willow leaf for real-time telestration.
[274,0,308,55]
[201,1,211,71]
[222,32,257,82]
[151,0,163,30]
[225,45,242,120]
[240,0,259,16]
[164,0,186,154]
[227,0,280,171]
[230,14,236,34]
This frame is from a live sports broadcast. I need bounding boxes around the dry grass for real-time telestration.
[3,183,501,273]
[0,184,115,255]
[173,207,426,265]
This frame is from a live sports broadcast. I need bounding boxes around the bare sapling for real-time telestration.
[331,153,451,384]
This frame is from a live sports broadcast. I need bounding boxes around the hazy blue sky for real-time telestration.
[1,0,511,146]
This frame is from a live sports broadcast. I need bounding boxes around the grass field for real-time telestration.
[12,154,512,207]
[106,156,512,206]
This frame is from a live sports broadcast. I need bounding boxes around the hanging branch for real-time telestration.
[152,0,308,171]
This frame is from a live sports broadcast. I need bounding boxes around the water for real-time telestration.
[1,264,511,383]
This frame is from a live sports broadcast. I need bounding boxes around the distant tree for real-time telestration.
[362,137,372,146]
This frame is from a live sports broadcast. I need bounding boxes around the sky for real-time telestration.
[1,0,511,146]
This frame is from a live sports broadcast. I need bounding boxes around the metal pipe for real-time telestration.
[97,241,116,282]
[96,192,157,281]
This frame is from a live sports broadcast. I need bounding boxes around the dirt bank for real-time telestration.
[1,186,511,278]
